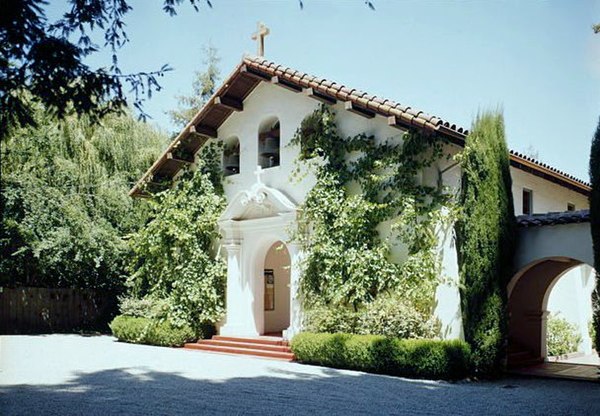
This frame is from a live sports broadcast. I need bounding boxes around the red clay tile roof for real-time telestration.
[509,150,590,189]
[517,209,590,227]
[129,56,590,197]
[243,56,469,137]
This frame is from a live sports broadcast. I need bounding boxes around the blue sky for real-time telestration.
[50,0,600,181]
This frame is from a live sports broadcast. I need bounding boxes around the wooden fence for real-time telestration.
[0,287,116,334]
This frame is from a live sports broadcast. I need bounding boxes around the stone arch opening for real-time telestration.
[258,116,280,169]
[507,257,596,367]
[262,241,291,335]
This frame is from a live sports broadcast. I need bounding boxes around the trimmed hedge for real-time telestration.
[291,332,471,380]
[109,315,195,347]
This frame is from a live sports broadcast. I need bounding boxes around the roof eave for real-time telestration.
[130,56,590,198]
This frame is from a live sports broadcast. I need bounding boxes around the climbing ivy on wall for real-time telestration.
[589,116,600,351]
[455,111,516,376]
[291,105,454,319]
[127,142,227,334]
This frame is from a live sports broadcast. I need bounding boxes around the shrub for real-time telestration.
[455,110,516,375]
[547,314,582,357]
[118,296,169,319]
[291,332,471,380]
[358,294,440,339]
[304,295,439,340]
[304,295,439,339]
[303,304,361,334]
[109,315,195,347]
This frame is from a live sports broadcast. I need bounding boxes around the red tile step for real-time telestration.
[213,335,289,346]
[184,335,295,361]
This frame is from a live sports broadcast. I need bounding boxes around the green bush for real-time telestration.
[547,314,582,357]
[291,332,471,380]
[358,294,440,339]
[303,304,361,334]
[109,315,195,347]
[118,296,169,319]
[304,294,439,340]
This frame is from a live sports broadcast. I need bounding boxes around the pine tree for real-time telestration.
[456,110,516,376]
[589,116,600,350]
[167,44,220,128]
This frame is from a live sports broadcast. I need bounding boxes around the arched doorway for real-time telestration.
[217,174,302,339]
[262,241,291,335]
[507,257,596,367]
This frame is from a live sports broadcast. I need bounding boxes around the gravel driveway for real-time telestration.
[1,334,598,415]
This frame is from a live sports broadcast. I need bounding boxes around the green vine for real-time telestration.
[291,105,455,316]
[128,142,226,334]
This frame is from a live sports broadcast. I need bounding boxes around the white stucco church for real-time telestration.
[130,39,594,363]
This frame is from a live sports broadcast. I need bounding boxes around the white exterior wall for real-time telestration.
[218,82,320,205]
[511,167,593,356]
[547,264,595,355]
[511,168,588,215]
[212,80,589,343]
[214,82,465,340]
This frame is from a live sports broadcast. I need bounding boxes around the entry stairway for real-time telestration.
[184,335,295,361]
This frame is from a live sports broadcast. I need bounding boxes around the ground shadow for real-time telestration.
[1,364,599,415]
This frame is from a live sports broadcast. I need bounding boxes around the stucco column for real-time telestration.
[219,239,259,337]
[283,242,303,341]
[433,206,464,340]
[539,310,550,358]
[576,266,593,354]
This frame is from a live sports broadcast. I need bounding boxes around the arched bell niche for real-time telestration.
[258,117,280,169]
[223,136,240,176]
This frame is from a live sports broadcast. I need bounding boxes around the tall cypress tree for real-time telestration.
[589,116,600,351]
[456,110,516,376]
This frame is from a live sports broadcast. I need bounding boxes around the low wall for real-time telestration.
[0,287,116,334]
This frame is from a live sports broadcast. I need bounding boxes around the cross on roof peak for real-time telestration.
[251,22,270,57]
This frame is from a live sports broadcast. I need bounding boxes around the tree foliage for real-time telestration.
[546,313,582,357]
[127,144,226,333]
[167,44,220,128]
[589,116,600,351]
[0,0,213,137]
[1,1,375,137]
[0,104,168,291]
[292,105,453,321]
[455,110,516,376]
